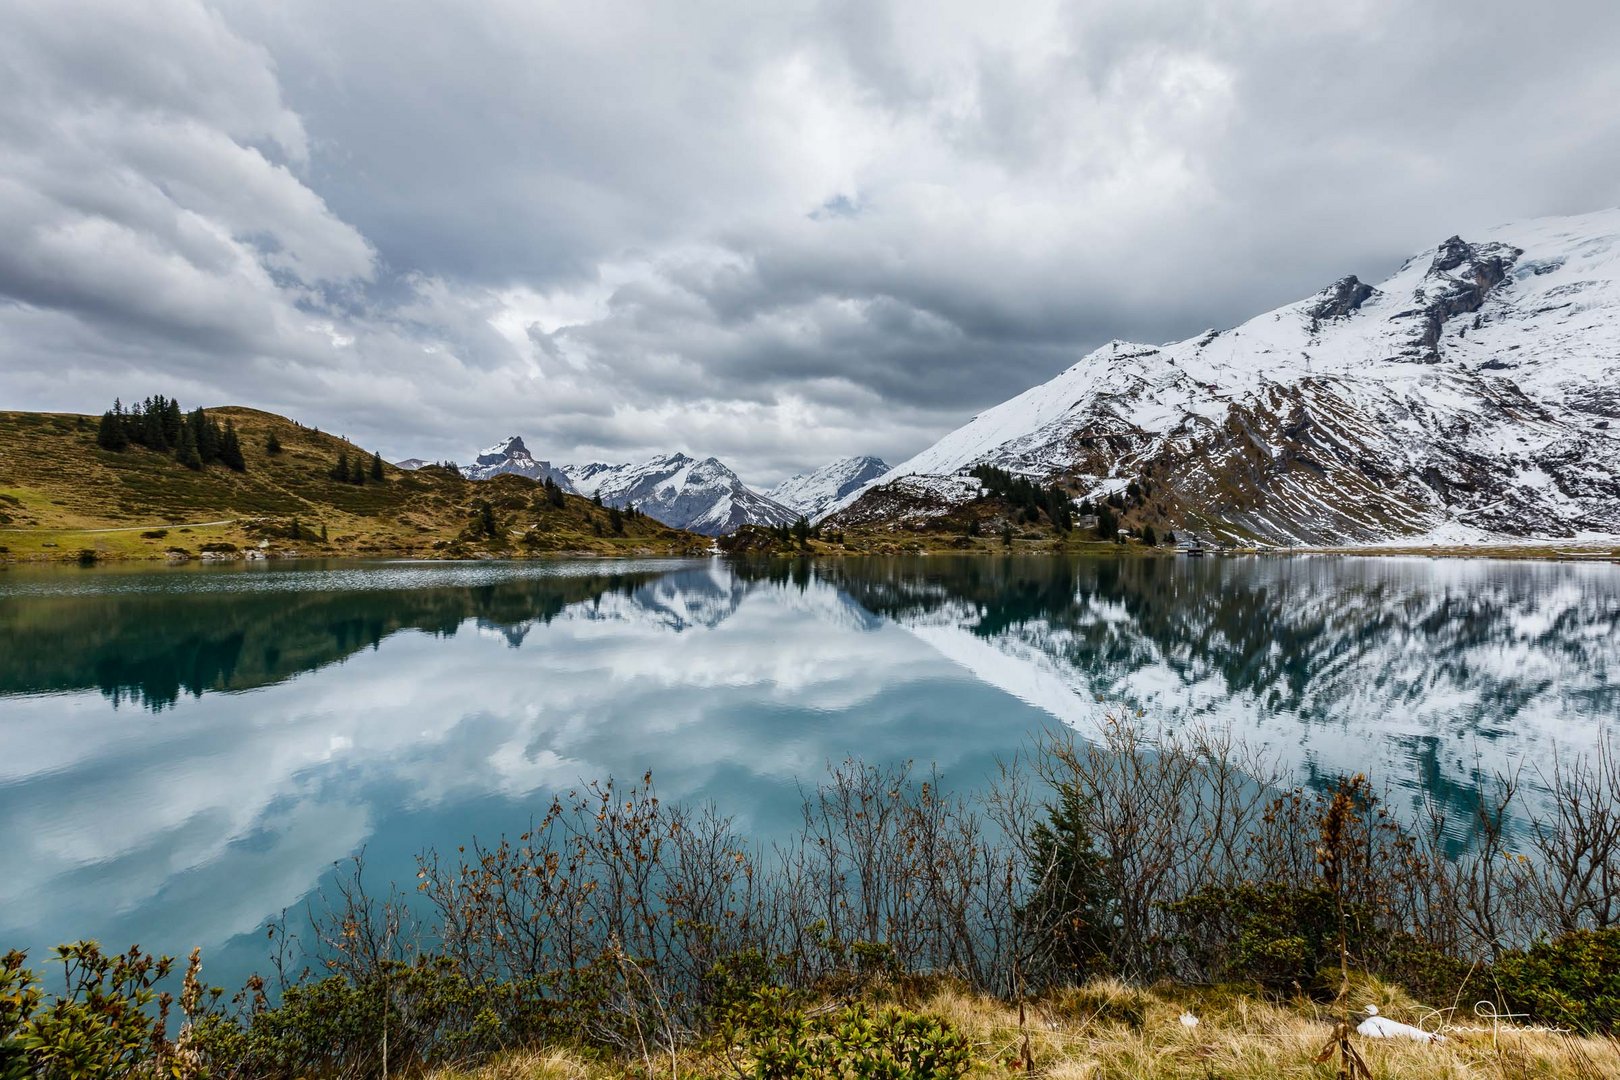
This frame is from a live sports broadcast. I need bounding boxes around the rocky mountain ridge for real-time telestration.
[827,210,1620,544]
[562,453,797,536]
[766,456,890,519]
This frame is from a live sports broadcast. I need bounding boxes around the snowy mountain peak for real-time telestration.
[561,453,795,536]
[829,208,1620,544]
[768,455,892,520]
[462,434,575,488]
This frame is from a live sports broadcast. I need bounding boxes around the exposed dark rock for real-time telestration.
[1411,239,1522,362]
[1308,276,1376,323]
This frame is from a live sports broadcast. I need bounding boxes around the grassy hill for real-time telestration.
[0,407,710,561]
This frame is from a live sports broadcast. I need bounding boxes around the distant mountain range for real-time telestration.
[826,209,1620,544]
[560,454,796,536]
[437,439,800,536]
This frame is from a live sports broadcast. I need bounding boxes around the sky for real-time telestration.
[3,1,1619,487]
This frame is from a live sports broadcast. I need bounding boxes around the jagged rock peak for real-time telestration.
[1309,275,1377,323]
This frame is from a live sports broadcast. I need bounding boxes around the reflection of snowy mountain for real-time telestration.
[819,557,1620,824]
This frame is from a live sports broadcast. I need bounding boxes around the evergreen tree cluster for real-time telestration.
[969,465,1074,531]
[328,449,385,485]
[768,516,819,549]
[537,476,567,509]
[96,397,244,472]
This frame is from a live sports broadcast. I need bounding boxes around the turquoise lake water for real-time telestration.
[1,554,1615,988]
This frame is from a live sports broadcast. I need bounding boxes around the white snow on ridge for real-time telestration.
[827,209,1620,542]
[561,453,796,536]
[768,456,890,519]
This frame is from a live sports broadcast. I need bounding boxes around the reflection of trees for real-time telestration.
[0,569,669,710]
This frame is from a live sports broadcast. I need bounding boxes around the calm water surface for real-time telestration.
[1,554,1616,986]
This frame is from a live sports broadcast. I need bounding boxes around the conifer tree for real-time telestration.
[370,451,384,481]
[331,449,350,482]
[320,523,329,542]
[608,506,624,534]
[96,410,128,451]
[1095,504,1117,539]
[175,423,202,470]
[142,404,168,451]
[265,431,282,455]
[220,421,245,471]
[160,397,183,447]
[350,456,366,485]
[1142,524,1158,546]
[793,515,810,549]
[477,500,498,537]
[188,408,220,464]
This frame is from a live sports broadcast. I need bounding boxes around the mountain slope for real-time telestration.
[831,210,1620,544]
[462,436,575,488]
[563,453,796,535]
[768,456,890,519]
[0,408,705,560]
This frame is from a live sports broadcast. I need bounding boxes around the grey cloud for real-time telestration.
[2,0,1619,482]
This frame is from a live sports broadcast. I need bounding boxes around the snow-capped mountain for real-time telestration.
[830,210,1620,544]
[768,456,890,519]
[562,453,796,536]
[462,436,575,488]
[393,458,430,471]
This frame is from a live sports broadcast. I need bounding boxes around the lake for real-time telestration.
[1,554,1616,988]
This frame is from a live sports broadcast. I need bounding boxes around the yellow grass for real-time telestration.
[428,980,1620,1080]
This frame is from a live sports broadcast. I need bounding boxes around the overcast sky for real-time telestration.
[3,1,1618,486]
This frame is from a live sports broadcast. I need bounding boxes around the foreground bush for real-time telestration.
[1494,928,1620,1034]
[6,719,1620,1076]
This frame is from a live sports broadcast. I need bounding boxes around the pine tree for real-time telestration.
[477,500,498,538]
[96,410,128,451]
[608,506,624,534]
[331,450,350,482]
[350,455,366,485]
[320,523,328,542]
[142,404,168,451]
[1019,785,1114,980]
[160,397,183,448]
[1165,530,1177,546]
[175,423,202,470]
[189,409,220,464]
[289,517,302,541]
[1142,524,1158,547]
[220,421,245,471]
[1001,522,1014,548]
[792,515,810,549]
[370,451,384,482]
[265,430,282,455]
[592,491,603,507]
[1095,504,1117,539]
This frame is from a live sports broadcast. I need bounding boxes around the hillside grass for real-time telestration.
[430,979,1620,1080]
[0,408,708,561]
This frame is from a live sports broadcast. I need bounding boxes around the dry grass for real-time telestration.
[428,980,1620,1080]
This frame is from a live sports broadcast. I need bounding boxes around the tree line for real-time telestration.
[96,397,245,472]
[971,464,1074,531]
